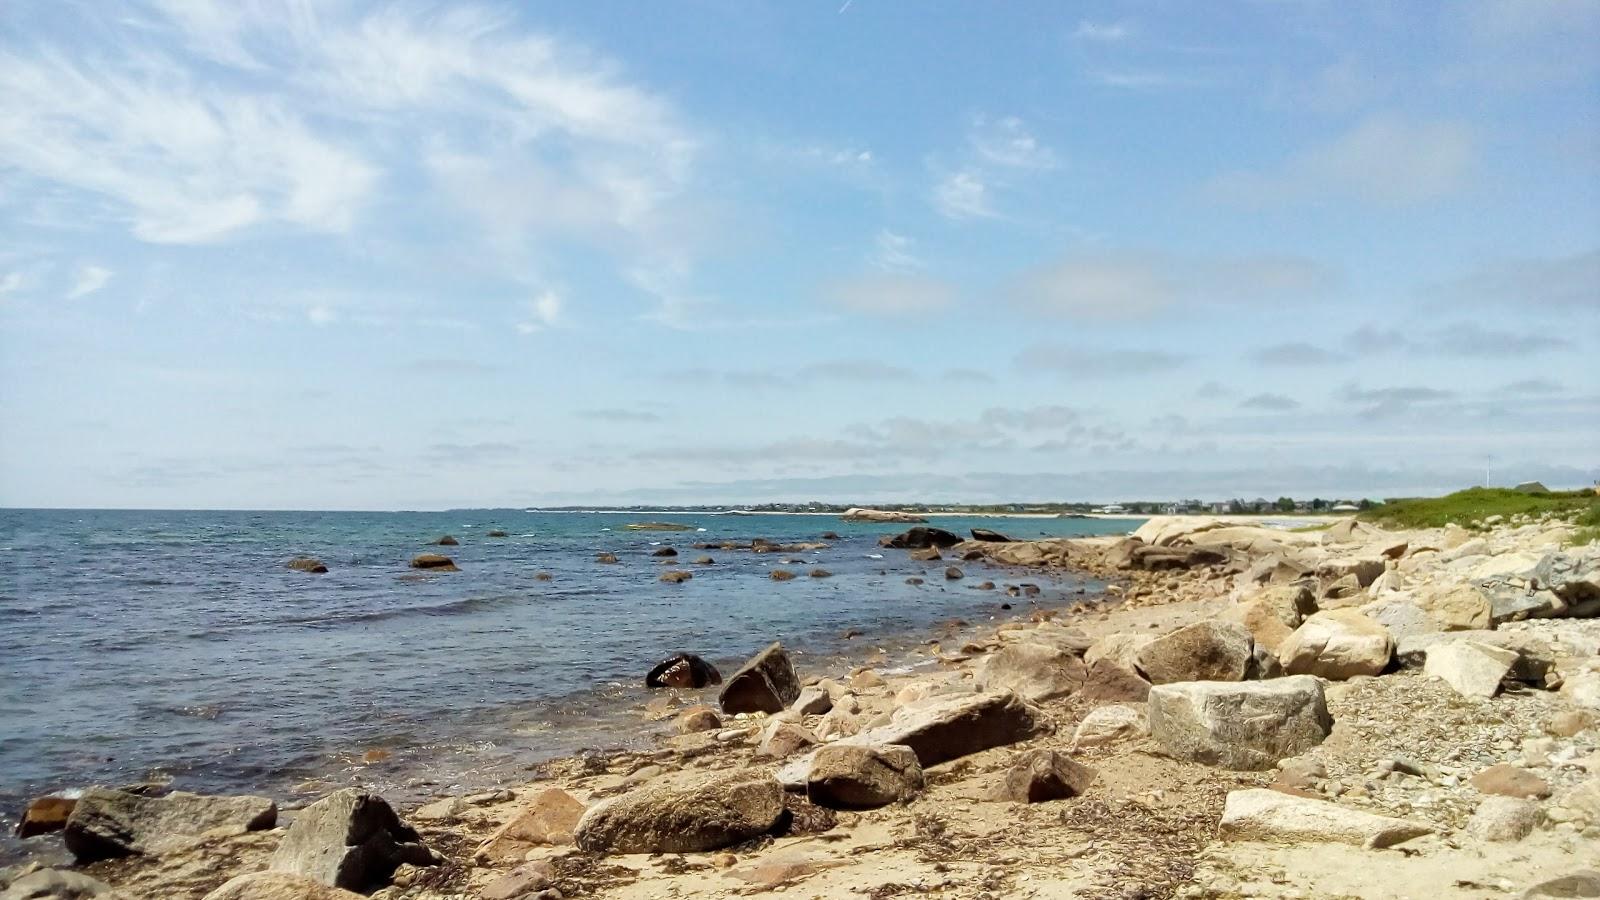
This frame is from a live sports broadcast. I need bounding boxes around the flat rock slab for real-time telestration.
[1219,788,1433,848]
[268,790,434,892]
[574,770,784,854]
[64,788,277,862]
[975,642,1086,702]
[474,788,586,862]
[1423,640,1518,698]
[778,690,1046,788]
[1148,677,1332,771]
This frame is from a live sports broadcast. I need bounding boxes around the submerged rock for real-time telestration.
[268,790,435,892]
[432,535,458,546]
[1147,677,1332,771]
[806,744,924,810]
[286,557,328,574]
[719,642,802,714]
[651,546,678,558]
[408,554,457,571]
[659,570,692,583]
[64,788,277,862]
[645,652,722,689]
[596,552,619,564]
[574,771,784,854]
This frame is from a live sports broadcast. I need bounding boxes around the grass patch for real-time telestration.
[1358,487,1600,531]
[1572,505,1600,546]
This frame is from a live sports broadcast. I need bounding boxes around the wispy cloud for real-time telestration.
[1206,114,1476,207]
[870,229,923,272]
[1011,252,1339,320]
[1240,392,1300,411]
[574,408,663,423]
[66,264,113,299]
[1015,345,1187,377]
[822,273,957,316]
[1339,383,1455,418]
[968,115,1056,170]
[1425,248,1599,311]
[932,169,996,220]
[516,290,563,334]
[1073,20,1133,42]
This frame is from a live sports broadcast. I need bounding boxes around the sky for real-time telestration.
[1,0,1597,510]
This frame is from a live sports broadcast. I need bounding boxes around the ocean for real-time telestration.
[0,508,1140,854]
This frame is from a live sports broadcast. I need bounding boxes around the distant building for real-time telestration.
[1330,503,1359,512]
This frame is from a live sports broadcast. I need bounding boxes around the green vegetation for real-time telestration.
[1572,504,1600,547]
[1358,487,1600,532]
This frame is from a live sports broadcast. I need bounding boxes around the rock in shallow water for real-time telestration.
[719,642,801,714]
[645,652,722,688]
[574,770,785,854]
[64,788,277,862]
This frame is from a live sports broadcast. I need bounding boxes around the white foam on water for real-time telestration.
[866,553,884,559]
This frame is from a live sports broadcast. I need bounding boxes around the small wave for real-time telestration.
[866,553,884,559]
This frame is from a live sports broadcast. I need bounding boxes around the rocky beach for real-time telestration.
[5,508,1600,900]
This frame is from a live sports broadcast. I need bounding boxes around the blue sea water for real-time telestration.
[0,508,1140,851]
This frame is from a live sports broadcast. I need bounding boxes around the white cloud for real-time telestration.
[969,116,1056,170]
[66,264,113,299]
[306,305,335,326]
[516,290,563,333]
[1207,114,1476,207]
[1011,252,1339,319]
[870,229,922,272]
[0,272,23,297]
[932,170,996,220]
[1073,20,1132,42]
[823,273,957,317]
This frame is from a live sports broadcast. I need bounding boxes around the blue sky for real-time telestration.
[1,0,1597,509]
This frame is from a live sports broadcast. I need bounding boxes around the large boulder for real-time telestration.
[1322,518,1378,545]
[1422,640,1518,699]
[974,642,1086,702]
[993,749,1096,803]
[1278,609,1393,680]
[645,653,722,689]
[1226,585,1314,652]
[64,788,277,862]
[1134,621,1253,684]
[777,691,1046,788]
[1317,556,1386,587]
[268,790,435,892]
[806,744,924,810]
[970,528,1012,543]
[574,771,784,854]
[0,869,118,900]
[1413,584,1493,631]
[1147,677,1332,770]
[1131,517,1228,547]
[718,642,801,714]
[201,873,364,900]
[1080,657,1152,702]
[1218,788,1431,848]
[881,527,962,549]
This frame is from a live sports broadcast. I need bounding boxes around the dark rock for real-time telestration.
[719,642,801,714]
[882,527,963,550]
[809,569,832,578]
[975,581,995,590]
[268,789,436,892]
[64,788,277,861]
[574,771,784,854]
[287,557,328,574]
[906,577,924,585]
[486,530,509,538]
[961,550,984,561]
[533,571,553,581]
[659,570,692,583]
[944,566,964,580]
[970,528,1013,543]
[806,745,924,810]
[433,535,459,546]
[770,569,797,581]
[651,547,678,557]
[994,749,1096,803]
[693,556,715,565]
[596,552,619,564]
[646,653,723,689]
[820,531,840,540]
[408,554,457,571]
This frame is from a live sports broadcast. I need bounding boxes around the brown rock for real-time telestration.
[408,554,457,571]
[1548,709,1599,738]
[202,872,365,900]
[433,535,458,546]
[287,557,328,574]
[16,795,76,838]
[596,552,619,564]
[759,722,819,759]
[994,749,1096,803]
[478,862,554,900]
[475,789,586,862]
[719,642,802,714]
[806,744,924,810]
[809,568,832,578]
[676,706,722,733]
[659,570,693,583]
[1134,620,1254,684]
[945,566,964,580]
[651,546,677,557]
[770,569,797,581]
[909,547,942,561]
[1470,764,1552,799]
[646,653,722,688]
[1079,657,1152,702]
[573,770,785,854]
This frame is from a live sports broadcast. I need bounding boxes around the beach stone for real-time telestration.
[1080,657,1151,702]
[882,527,963,549]
[1147,677,1332,771]
[676,706,722,733]
[1466,796,1540,842]
[971,528,1012,542]
[1134,620,1253,684]
[1471,764,1552,799]
[1319,573,1364,606]
[1218,788,1432,848]
[1071,704,1147,749]
[718,642,801,714]
[574,770,784,854]
[791,686,833,717]
[1423,640,1518,698]
[645,653,722,689]
[64,788,277,861]
[806,744,924,810]
[944,566,964,580]
[908,547,941,561]
[268,789,435,892]
[200,873,364,900]
[407,554,457,571]
[478,862,555,900]
[994,749,1096,803]
[1227,585,1315,652]
[1522,871,1600,899]
[1415,584,1493,630]
[15,796,76,838]
[1564,671,1600,711]
[758,721,818,759]
[286,557,328,574]
[0,869,117,900]
[975,642,1086,702]
[1278,609,1393,680]
[1548,709,1599,737]
[474,789,585,862]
